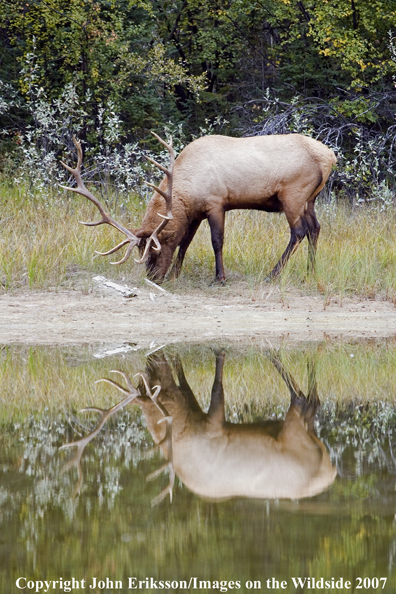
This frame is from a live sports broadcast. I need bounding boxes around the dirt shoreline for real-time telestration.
[1,282,396,348]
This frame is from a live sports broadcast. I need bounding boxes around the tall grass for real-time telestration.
[0,181,146,291]
[174,203,396,300]
[1,180,396,299]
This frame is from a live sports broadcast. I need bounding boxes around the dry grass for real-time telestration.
[2,182,396,300]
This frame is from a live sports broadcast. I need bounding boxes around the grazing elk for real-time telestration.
[61,133,336,282]
[61,351,336,503]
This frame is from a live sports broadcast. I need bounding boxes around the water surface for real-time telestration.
[1,341,396,593]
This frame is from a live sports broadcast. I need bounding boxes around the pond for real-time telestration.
[1,340,396,593]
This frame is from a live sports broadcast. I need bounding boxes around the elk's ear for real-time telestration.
[133,228,150,239]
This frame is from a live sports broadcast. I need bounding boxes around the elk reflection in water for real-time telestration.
[61,351,336,503]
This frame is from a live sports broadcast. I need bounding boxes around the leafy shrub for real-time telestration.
[242,89,396,207]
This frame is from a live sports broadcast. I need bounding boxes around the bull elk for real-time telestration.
[61,133,336,282]
[61,351,336,502]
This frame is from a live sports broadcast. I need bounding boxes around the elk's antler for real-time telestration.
[61,133,175,265]
[60,137,141,265]
[138,132,175,263]
[98,369,174,504]
[60,370,174,504]
[60,371,139,496]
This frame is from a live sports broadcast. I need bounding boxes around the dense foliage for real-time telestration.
[1,0,396,200]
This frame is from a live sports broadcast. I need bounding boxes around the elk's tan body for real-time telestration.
[147,412,335,500]
[165,134,332,214]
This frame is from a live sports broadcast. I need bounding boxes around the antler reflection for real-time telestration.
[60,370,174,505]
[136,372,174,504]
[60,372,139,497]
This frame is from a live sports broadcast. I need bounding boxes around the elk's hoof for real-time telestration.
[263,274,276,283]
[210,278,227,286]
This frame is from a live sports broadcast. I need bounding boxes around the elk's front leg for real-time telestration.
[207,209,226,282]
[169,220,201,279]
[207,351,226,426]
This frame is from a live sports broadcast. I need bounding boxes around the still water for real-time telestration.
[1,340,396,593]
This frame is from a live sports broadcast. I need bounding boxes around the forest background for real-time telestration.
[1,0,396,297]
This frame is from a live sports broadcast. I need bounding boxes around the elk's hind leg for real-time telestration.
[268,351,320,432]
[264,220,308,281]
[305,201,320,274]
[265,174,323,281]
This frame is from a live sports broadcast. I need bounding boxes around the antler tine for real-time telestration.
[110,370,175,504]
[146,414,174,505]
[107,369,138,393]
[59,441,85,497]
[134,371,152,396]
[135,372,169,417]
[60,136,140,264]
[60,423,103,497]
[95,239,130,256]
[146,132,174,219]
[95,240,141,267]
[145,157,169,177]
[134,224,163,264]
[137,132,175,264]
[151,484,174,506]
[150,130,173,151]
[134,370,174,504]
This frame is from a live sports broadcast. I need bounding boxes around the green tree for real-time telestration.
[1,0,205,139]
[307,0,396,89]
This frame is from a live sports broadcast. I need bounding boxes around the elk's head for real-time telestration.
[134,202,178,282]
[139,239,173,282]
